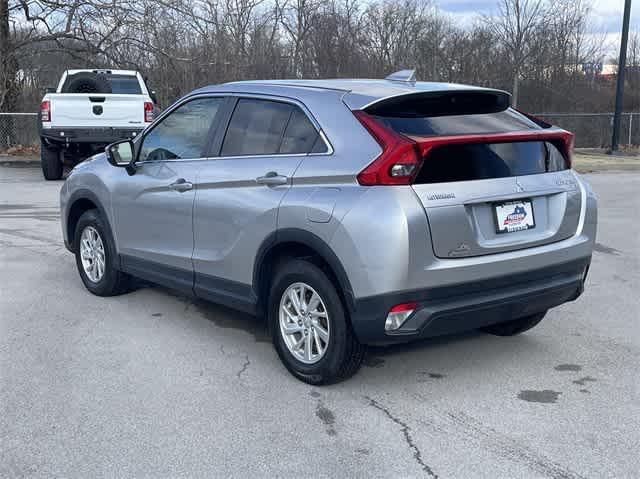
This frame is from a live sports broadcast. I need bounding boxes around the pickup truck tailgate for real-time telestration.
[46,94,146,128]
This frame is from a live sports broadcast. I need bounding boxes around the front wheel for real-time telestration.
[74,209,131,296]
[268,259,365,385]
[480,311,547,336]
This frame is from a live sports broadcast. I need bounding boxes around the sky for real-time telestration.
[435,0,638,60]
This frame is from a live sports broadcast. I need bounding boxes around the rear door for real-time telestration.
[192,96,328,308]
[410,140,581,258]
[369,102,581,258]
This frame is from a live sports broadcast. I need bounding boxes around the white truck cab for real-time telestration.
[39,69,156,180]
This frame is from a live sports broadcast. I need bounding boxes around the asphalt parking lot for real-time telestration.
[1,164,638,478]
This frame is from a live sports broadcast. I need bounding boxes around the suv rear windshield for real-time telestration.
[61,73,142,94]
[374,108,539,137]
[414,141,568,184]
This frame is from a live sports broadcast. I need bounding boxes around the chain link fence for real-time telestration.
[0,113,40,153]
[1,111,638,153]
[533,113,639,149]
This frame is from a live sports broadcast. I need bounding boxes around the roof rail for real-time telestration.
[385,69,416,83]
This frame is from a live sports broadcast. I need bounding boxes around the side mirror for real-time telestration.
[106,140,136,175]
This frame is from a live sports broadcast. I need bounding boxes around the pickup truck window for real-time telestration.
[139,97,222,162]
[61,73,142,94]
[107,75,142,94]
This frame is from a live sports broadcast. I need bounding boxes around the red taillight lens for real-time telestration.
[353,110,421,186]
[41,100,51,122]
[389,302,418,313]
[144,101,154,122]
[560,132,574,169]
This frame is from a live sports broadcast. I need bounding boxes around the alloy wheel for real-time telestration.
[279,282,330,364]
[79,225,105,283]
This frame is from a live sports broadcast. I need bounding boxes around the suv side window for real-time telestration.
[139,97,222,162]
[220,98,326,156]
[280,108,325,154]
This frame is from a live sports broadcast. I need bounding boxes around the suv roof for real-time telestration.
[199,79,509,110]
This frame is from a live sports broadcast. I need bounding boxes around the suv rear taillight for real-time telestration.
[144,101,154,122]
[559,134,574,169]
[41,100,51,122]
[353,110,421,185]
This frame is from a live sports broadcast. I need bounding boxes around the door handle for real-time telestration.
[169,178,193,192]
[256,171,288,186]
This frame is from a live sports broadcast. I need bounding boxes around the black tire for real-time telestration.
[64,72,112,94]
[480,311,547,336]
[40,139,63,180]
[73,209,131,296]
[268,258,366,385]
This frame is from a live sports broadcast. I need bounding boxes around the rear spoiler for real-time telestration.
[364,89,511,117]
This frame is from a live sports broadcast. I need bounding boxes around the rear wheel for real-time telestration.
[268,259,365,384]
[480,311,547,336]
[40,139,63,180]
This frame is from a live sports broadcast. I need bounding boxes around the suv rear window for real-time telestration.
[414,141,568,184]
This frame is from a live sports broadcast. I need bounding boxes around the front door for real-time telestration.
[111,96,225,291]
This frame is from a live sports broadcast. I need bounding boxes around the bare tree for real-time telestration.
[2,0,637,129]
[486,0,547,107]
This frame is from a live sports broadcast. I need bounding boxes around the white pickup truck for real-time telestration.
[39,69,157,180]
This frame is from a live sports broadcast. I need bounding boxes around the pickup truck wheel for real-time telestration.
[269,259,365,385]
[480,311,547,336]
[40,139,63,180]
[74,209,131,296]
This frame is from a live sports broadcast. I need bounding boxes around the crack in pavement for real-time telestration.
[219,345,251,380]
[366,396,438,478]
[236,355,250,379]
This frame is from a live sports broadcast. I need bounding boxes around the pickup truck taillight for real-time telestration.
[144,101,154,123]
[41,100,51,122]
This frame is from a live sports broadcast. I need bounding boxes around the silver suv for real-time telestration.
[60,73,597,384]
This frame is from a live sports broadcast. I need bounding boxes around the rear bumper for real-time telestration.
[350,257,590,345]
[41,127,144,145]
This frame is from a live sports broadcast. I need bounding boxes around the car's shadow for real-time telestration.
[142,281,542,382]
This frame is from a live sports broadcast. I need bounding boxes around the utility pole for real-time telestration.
[610,0,632,153]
